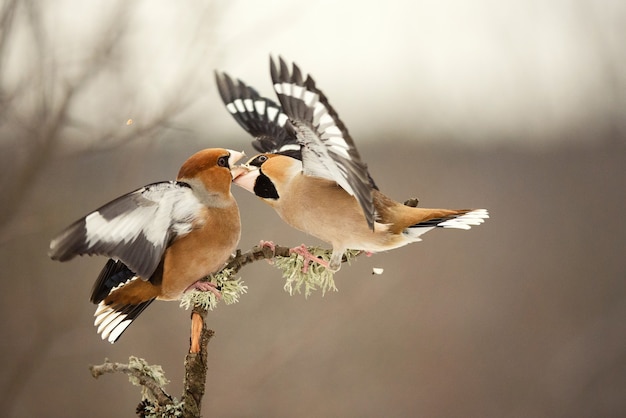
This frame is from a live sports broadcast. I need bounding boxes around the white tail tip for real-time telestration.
[438,209,489,229]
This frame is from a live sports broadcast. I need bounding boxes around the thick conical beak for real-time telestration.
[227,150,247,180]
[232,165,260,193]
[227,150,246,166]
[230,164,251,181]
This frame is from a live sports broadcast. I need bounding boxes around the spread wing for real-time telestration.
[269,56,377,230]
[49,181,204,279]
[215,70,301,159]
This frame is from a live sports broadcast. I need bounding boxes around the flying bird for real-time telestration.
[49,148,245,342]
[216,57,488,272]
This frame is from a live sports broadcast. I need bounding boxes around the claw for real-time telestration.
[289,244,331,273]
[184,280,222,299]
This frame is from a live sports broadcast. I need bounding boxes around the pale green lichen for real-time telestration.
[275,248,361,297]
[179,268,248,311]
[140,401,184,418]
[126,356,170,402]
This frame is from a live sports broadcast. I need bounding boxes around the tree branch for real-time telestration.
[181,308,214,418]
[225,244,292,273]
[89,243,360,417]
[90,358,173,408]
[224,243,360,274]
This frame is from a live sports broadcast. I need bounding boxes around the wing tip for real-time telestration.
[49,219,88,261]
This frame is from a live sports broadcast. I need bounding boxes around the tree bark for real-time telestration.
[181,308,214,418]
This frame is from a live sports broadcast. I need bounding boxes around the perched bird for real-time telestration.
[216,57,489,272]
[49,148,245,342]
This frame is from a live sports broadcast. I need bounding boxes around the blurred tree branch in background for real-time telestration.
[0,1,210,415]
[0,0,197,239]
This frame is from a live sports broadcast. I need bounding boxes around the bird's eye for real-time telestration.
[250,155,268,167]
[217,156,228,167]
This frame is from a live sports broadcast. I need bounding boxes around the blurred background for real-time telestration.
[1,0,624,417]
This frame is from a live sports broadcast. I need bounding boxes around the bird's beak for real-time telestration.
[232,165,260,193]
[228,150,246,166]
[230,164,250,181]
[227,150,247,180]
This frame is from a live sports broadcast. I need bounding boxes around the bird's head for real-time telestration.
[232,153,302,202]
[177,148,246,197]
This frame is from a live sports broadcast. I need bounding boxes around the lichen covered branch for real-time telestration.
[181,308,214,417]
[90,243,361,417]
[89,357,173,409]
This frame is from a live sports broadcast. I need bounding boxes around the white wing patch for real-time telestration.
[254,100,266,115]
[85,207,159,249]
[215,70,301,157]
[323,126,343,137]
[303,90,318,106]
[49,181,204,280]
[234,99,246,113]
[278,143,301,153]
[272,79,355,186]
[267,106,279,121]
[85,182,201,251]
[296,124,353,189]
[277,113,289,127]
[244,98,254,112]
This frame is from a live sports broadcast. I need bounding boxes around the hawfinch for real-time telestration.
[216,57,489,272]
[49,148,244,342]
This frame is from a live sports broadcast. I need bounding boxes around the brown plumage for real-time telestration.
[217,56,488,272]
[49,148,244,342]
[234,154,486,271]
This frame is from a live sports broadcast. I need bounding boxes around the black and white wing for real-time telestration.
[215,71,301,159]
[270,56,376,230]
[49,181,203,279]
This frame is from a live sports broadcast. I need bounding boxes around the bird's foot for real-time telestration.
[185,280,222,299]
[289,244,331,273]
[403,197,420,207]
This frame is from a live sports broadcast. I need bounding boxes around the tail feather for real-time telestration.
[91,259,156,343]
[436,209,489,229]
[403,208,489,241]
[94,298,154,343]
[91,258,133,303]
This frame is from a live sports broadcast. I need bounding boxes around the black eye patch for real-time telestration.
[217,156,229,167]
[254,170,279,199]
[249,155,268,167]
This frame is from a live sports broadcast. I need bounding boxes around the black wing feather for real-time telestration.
[49,181,199,280]
[270,56,377,229]
[215,71,301,159]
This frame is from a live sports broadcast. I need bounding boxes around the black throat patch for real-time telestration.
[254,170,279,199]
